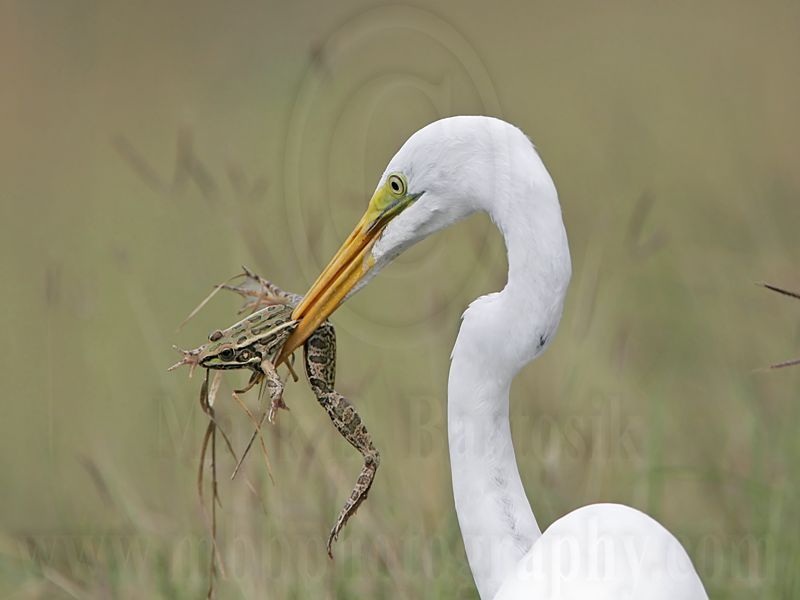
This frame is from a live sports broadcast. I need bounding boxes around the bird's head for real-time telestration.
[276,116,553,363]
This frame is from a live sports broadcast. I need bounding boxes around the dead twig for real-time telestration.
[760,282,800,369]
[760,282,800,301]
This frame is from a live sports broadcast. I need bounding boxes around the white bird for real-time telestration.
[278,116,708,599]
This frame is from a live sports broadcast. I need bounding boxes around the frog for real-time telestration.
[170,267,379,557]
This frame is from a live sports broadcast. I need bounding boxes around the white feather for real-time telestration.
[365,116,706,599]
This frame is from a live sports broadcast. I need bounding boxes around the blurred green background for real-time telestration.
[2,1,800,598]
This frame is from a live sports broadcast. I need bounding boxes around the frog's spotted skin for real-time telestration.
[303,321,380,556]
[173,269,379,556]
[201,305,296,370]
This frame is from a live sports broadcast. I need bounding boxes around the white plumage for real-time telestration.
[367,117,708,599]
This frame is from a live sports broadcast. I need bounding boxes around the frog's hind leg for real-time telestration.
[319,391,379,558]
[304,323,380,558]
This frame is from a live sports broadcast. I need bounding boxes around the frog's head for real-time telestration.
[198,328,263,370]
[169,304,297,375]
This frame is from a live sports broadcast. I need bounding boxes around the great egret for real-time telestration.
[279,116,707,599]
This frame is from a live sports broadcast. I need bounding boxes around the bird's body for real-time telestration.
[494,503,705,599]
[287,116,707,599]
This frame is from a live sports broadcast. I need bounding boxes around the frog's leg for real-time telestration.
[304,322,380,558]
[221,266,303,312]
[260,358,289,424]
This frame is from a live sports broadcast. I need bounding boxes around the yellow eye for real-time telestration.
[387,174,406,197]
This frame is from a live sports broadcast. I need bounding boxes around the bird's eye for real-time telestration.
[387,174,405,197]
[219,348,235,361]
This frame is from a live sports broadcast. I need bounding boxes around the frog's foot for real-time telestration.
[168,344,204,376]
[222,266,303,313]
[268,396,289,424]
[177,268,301,332]
[327,452,379,559]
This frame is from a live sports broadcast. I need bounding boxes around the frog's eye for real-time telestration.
[208,330,223,342]
[219,347,235,361]
[387,173,406,197]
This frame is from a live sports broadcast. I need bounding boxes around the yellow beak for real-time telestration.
[275,180,420,365]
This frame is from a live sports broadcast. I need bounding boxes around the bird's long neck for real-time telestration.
[448,170,570,599]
